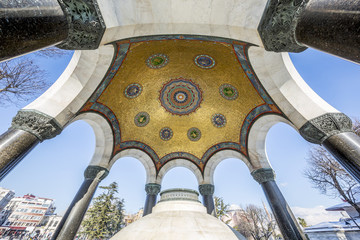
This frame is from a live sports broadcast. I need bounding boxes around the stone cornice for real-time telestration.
[11,110,62,141]
[57,0,105,50]
[299,113,353,144]
[84,165,109,180]
[198,184,215,196]
[251,168,275,183]
[258,0,308,52]
[145,183,161,195]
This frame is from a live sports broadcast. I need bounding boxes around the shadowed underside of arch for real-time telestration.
[78,35,284,174]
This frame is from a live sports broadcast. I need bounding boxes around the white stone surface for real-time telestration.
[248,47,338,129]
[111,190,245,240]
[24,45,115,126]
[110,149,157,184]
[98,0,267,46]
[157,159,204,185]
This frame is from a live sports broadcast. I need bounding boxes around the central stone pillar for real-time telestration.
[300,113,360,183]
[199,184,216,216]
[0,110,62,181]
[51,166,109,240]
[252,168,306,240]
[143,183,161,216]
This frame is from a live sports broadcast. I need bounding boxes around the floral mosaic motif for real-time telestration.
[134,112,150,127]
[219,84,238,100]
[160,127,173,141]
[194,54,215,69]
[146,54,169,69]
[187,127,201,141]
[159,78,202,115]
[211,114,227,128]
[124,83,142,99]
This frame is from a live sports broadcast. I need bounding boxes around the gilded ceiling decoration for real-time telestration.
[79,35,283,172]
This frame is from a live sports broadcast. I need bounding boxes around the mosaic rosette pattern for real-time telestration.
[212,114,227,128]
[194,54,215,69]
[146,54,169,69]
[124,83,142,99]
[160,127,173,141]
[187,127,201,141]
[134,112,150,127]
[219,84,238,100]
[159,78,202,115]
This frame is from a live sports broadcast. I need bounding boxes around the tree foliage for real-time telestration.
[234,204,276,240]
[79,182,125,240]
[214,196,229,219]
[304,120,360,216]
[297,217,308,228]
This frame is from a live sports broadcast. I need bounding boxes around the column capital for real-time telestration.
[198,184,215,196]
[258,0,308,52]
[57,0,106,50]
[251,168,275,184]
[299,113,353,144]
[11,110,62,142]
[84,166,109,181]
[145,183,161,195]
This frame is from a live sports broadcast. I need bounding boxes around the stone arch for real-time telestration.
[157,159,203,185]
[247,114,294,170]
[247,47,338,130]
[203,150,251,185]
[109,149,157,184]
[70,112,113,169]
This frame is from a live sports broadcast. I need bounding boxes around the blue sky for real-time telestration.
[0,47,359,225]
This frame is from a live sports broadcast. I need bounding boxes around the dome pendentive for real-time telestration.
[79,35,283,172]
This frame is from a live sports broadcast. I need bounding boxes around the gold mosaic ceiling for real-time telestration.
[80,36,282,171]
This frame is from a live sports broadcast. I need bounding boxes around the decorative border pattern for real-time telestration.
[146,54,169,69]
[160,127,173,141]
[134,112,150,127]
[79,35,284,173]
[211,114,227,128]
[187,127,201,141]
[219,84,239,100]
[125,83,142,99]
[194,54,216,69]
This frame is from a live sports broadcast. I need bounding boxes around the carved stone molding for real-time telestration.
[145,183,161,196]
[57,0,105,50]
[299,113,353,144]
[258,0,308,52]
[199,184,215,196]
[251,168,275,184]
[84,165,109,180]
[11,110,62,141]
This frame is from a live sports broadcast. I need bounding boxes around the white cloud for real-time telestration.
[291,205,343,226]
[279,182,288,187]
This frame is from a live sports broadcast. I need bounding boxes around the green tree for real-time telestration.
[297,217,308,228]
[79,182,125,239]
[214,196,229,219]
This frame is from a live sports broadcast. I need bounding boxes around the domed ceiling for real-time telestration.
[80,35,283,172]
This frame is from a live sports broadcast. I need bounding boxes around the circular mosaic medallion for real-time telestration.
[160,127,173,141]
[219,84,238,100]
[125,83,142,99]
[212,114,227,128]
[194,54,215,69]
[146,54,169,69]
[159,78,202,115]
[187,127,201,141]
[134,112,150,127]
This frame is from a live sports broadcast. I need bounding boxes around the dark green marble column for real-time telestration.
[51,166,109,240]
[0,110,62,181]
[199,184,216,216]
[252,168,306,240]
[143,183,161,216]
[300,113,360,183]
